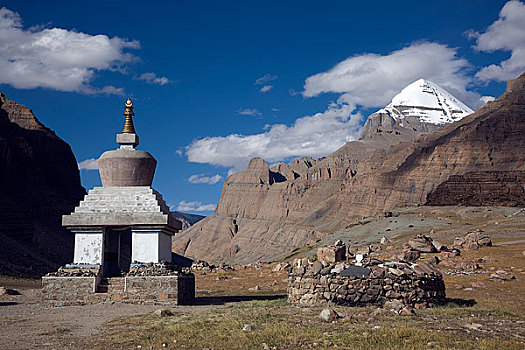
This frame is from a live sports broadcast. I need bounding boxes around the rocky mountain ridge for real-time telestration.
[173,74,525,264]
[0,93,86,277]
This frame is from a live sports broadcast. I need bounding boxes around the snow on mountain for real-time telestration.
[376,79,473,125]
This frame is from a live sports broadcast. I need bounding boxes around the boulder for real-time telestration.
[398,248,421,262]
[407,235,437,253]
[489,270,515,281]
[380,236,390,245]
[453,230,492,251]
[319,308,339,322]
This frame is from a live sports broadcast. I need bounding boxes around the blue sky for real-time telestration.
[0,0,524,215]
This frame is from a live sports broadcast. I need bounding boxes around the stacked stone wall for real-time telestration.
[125,275,195,305]
[287,260,445,307]
[42,273,195,306]
[42,277,97,306]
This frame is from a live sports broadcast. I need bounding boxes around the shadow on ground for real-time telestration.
[444,298,477,307]
[193,294,287,305]
[0,302,18,306]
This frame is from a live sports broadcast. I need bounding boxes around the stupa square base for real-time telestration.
[42,273,195,307]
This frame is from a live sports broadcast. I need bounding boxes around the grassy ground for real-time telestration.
[98,298,524,350]
[92,206,525,350]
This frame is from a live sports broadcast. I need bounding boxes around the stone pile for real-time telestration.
[288,258,445,308]
[127,262,182,276]
[46,265,100,277]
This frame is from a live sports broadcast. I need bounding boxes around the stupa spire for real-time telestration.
[122,98,136,134]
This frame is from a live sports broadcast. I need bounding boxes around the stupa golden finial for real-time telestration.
[122,98,136,134]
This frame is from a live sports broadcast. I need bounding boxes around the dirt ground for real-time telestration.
[0,279,222,349]
[1,205,524,349]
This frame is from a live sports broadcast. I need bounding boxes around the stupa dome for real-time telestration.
[97,99,157,187]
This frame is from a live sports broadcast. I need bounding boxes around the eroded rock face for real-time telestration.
[425,171,525,207]
[0,93,85,277]
[173,73,525,265]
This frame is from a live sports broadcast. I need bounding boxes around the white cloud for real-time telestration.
[187,99,362,172]
[176,201,216,212]
[0,7,143,94]
[480,96,496,104]
[188,174,223,184]
[255,74,277,85]
[237,108,261,116]
[271,108,280,112]
[78,158,98,170]
[470,0,525,82]
[136,72,172,85]
[260,85,273,93]
[302,41,485,109]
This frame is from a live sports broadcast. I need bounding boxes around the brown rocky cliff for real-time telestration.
[338,72,525,217]
[173,73,525,264]
[0,93,85,277]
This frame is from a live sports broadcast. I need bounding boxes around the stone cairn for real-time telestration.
[288,242,446,308]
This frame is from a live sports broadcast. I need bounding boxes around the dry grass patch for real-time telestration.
[99,298,524,350]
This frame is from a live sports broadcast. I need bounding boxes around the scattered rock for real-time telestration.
[191,259,235,272]
[471,281,487,288]
[453,230,492,251]
[0,287,19,296]
[272,262,290,272]
[464,323,483,330]
[489,270,515,281]
[319,308,339,322]
[154,309,174,317]
[383,299,404,312]
[371,307,391,317]
[440,250,460,259]
[397,246,421,262]
[398,306,416,316]
[407,235,437,253]
[425,256,440,265]
[431,240,447,251]
[440,259,479,272]
[380,236,390,245]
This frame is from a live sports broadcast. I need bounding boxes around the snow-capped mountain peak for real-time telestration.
[378,79,473,125]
